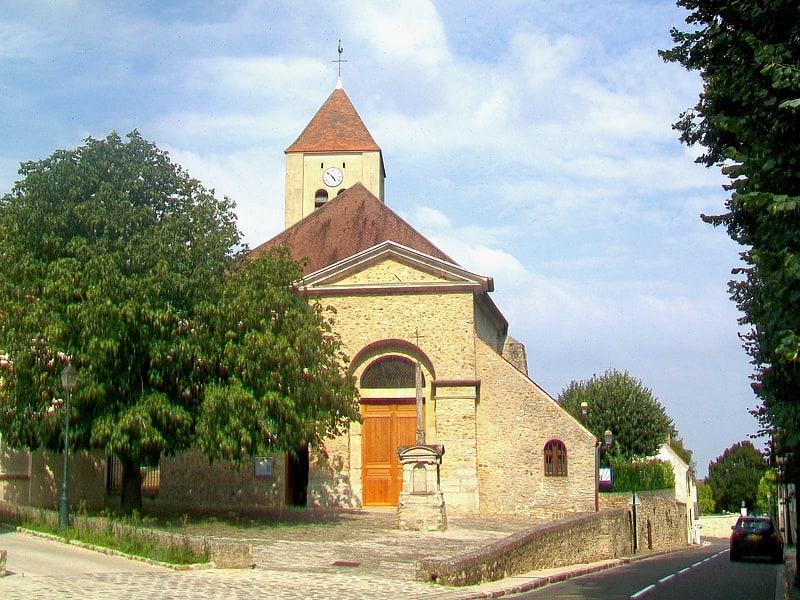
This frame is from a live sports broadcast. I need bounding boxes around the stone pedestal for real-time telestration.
[396,445,447,531]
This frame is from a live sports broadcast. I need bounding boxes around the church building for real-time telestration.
[0,77,599,520]
[250,79,598,517]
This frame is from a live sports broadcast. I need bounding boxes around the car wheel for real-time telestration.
[730,552,740,562]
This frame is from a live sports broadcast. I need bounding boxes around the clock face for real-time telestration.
[322,166,343,187]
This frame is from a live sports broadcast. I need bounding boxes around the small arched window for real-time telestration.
[544,440,567,477]
[314,189,329,208]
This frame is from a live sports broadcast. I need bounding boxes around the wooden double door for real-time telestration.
[361,400,419,506]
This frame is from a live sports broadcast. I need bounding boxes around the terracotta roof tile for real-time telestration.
[285,88,381,153]
[250,183,456,275]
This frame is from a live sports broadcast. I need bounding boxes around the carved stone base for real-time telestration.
[396,491,447,531]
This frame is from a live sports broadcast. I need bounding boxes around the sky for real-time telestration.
[0,1,760,477]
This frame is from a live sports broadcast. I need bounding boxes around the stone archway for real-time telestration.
[357,353,430,506]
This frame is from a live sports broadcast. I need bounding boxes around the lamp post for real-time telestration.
[58,364,78,532]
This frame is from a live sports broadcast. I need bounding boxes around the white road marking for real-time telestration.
[630,549,724,599]
[631,584,656,599]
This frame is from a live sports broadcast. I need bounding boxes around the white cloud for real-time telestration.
[345,0,450,70]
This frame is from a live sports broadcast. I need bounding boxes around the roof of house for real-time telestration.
[285,87,381,154]
[250,182,456,276]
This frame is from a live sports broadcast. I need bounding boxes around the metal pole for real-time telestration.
[58,387,70,531]
[632,491,638,554]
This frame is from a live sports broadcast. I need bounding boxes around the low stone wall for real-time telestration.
[600,489,688,550]
[420,491,692,587]
[698,514,738,538]
[417,509,631,586]
[0,501,252,569]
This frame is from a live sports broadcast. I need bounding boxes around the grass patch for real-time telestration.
[142,505,342,533]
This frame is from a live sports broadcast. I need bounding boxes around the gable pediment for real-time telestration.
[301,241,494,294]
[250,183,455,277]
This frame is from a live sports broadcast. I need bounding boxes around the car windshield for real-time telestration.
[735,518,773,533]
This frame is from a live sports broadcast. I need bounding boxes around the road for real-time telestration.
[515,539,784,599]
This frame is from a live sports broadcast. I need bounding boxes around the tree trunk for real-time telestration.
[120,456,143,515]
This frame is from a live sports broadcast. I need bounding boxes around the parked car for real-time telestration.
[729,515,784,563]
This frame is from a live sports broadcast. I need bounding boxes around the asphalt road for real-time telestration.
[515,539,783,600]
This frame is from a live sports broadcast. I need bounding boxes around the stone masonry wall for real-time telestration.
[308,282,600,516]
[501,336,528,377]
[316,289,480,510]
[433,384,480,513]
[329,290,478,382]
[155,450,286,513]
[418,509,631,586]
[600,489,688,551]
[0,446,105,511]
[698,514,739,538]
[474,339,596,517]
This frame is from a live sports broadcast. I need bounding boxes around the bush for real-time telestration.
[611,458,675,492]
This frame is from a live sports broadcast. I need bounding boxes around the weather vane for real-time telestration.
[333,39,347,77]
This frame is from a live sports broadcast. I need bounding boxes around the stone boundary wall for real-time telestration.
[600,489,688,550]
[417,509,632,586]
[698,514,739,538]
[0,501,252,569]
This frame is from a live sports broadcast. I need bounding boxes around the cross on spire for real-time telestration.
[332,39,348,78]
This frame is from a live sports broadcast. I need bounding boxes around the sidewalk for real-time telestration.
[787,547,798,600]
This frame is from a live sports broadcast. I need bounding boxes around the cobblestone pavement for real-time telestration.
[0,509,548,599]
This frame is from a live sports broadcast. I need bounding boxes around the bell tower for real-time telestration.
[284,78,385,229]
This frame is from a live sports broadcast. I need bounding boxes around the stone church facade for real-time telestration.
[249,81,598,517]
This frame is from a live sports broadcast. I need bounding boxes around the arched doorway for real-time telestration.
[359,355,424,506]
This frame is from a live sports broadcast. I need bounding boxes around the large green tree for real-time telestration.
[661,2,800,576]
[706,441,767,513]
[0,132,359,514]
[195,246,359,464]
[660,1,800,477]
[696,480,715,515]
[557,368,675,462]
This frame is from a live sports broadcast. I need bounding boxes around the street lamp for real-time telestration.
[58,364,78,531]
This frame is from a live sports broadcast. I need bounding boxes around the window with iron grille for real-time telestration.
[360,355,422,388]
[544,440,568,477]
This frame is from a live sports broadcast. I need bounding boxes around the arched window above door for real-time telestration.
[360,355,423,389]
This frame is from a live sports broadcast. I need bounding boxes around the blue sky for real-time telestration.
[1,1,758,477]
